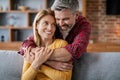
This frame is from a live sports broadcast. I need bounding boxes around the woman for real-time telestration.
[21,9,72,80]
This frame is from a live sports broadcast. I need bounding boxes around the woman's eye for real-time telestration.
[44,21,48,25]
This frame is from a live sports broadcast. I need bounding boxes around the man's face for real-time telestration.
[54,9,76,31]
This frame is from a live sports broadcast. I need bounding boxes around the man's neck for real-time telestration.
[61,31,69,39]
[60,25,74,39]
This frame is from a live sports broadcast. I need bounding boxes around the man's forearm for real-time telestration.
[49,48,72,62]
[31,47,72,62]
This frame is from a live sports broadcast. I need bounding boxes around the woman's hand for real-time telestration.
[24,47,35,64]
[32,47,53,70]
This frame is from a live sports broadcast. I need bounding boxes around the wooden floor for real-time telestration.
[0,42,120,52]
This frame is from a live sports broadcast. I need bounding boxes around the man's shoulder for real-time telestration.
[26,34,34,40]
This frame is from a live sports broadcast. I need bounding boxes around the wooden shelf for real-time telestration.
[0,10,40,13]
[0,0,51,42]
[0,0,86,43]
[10,27,32,29]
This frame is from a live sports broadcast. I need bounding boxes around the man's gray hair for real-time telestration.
[51,0,79,12]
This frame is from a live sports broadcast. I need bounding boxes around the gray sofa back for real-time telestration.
[72,52,120,80]
[0,50,120,80]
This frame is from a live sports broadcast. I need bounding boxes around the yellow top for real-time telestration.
[21,39,72,80]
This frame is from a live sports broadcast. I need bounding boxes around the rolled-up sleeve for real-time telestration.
[18,35,36,55]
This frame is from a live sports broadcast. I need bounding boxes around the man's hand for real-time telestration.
[45,60,73,71]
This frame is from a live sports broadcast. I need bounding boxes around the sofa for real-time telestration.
[0,50,120,80]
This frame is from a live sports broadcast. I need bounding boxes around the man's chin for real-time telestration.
[61,27,67,31]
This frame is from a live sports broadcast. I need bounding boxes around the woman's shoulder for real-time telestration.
[54,39,67,43]
[53,39,68,46]
[48,39,68,49]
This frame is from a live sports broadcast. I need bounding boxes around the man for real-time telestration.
[19,0,91,71]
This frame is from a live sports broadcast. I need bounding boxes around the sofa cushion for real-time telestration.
[1,50,120,80]
[72,52,120,80]
[0,50,23,80]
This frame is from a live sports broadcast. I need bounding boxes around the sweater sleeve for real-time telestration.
[21,61,38,80]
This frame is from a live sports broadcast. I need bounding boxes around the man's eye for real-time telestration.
[63,18,69,21]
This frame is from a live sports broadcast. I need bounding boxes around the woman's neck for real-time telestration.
[41,38,53,47]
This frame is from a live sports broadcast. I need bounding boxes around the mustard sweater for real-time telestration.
[21,39,72,80]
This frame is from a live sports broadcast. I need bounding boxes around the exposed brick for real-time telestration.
[86,0,120,43]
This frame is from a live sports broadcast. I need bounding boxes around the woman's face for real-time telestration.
[37,15,56,40]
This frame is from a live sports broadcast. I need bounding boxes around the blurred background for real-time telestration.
[0,0,120,52]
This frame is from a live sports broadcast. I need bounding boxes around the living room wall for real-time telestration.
[86,0,120,44]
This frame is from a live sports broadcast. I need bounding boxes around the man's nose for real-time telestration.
[59,20,64,26]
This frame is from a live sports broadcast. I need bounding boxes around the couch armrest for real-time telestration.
[0,50,23,80]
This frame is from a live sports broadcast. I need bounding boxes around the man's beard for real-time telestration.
[58,24,72,31]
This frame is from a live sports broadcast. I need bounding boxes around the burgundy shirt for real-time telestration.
[19,15,91,60]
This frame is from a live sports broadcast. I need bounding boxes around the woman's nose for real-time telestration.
[47,25,52,30]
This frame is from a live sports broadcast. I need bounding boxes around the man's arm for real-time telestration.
[49,48,72,62]
[65,16,92,60]
[31,47,73,71]
[45,60,73,71]
[18,34,71,62]
[18,35,36,55]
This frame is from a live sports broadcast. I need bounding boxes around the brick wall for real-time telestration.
[86,0,120,44]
